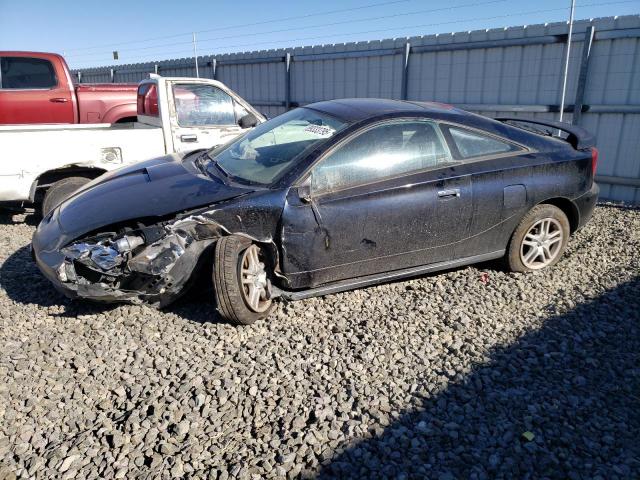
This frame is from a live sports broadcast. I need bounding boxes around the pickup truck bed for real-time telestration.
[0,123,164,202]
[75,84,138,123]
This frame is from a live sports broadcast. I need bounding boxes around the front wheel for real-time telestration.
[505,204,570,273]
[213,236,275,325]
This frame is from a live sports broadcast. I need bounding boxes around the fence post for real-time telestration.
[401,42,411,100]
[110,68,115,83]
[572,25,595,126]
[285,52,292,110]
[212,58,217,80]
[192,32,199,78]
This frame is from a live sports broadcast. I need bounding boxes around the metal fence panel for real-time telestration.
[72,15,640,202]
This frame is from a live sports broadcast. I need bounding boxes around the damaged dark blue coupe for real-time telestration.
[32,99,599,324]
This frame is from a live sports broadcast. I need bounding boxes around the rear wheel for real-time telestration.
[505,204,570,273]
[41,177,91,217]
[213,236,274,325]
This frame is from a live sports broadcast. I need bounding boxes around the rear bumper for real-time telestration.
[574,182,599,230]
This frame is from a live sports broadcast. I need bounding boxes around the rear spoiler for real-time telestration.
[495,117,595,150]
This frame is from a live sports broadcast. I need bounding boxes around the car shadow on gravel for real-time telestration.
[164,282,224,324]
[318,277,640,479]
[0,208,40,226]
[1,243,223,322]
[0,244,115,317]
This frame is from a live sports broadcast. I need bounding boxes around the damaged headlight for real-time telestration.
[61,234,145,276]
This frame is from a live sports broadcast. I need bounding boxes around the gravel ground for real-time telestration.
[0,204,639,480]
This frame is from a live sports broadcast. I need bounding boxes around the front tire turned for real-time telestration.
[505,204,570,273]
[213,235,274,325]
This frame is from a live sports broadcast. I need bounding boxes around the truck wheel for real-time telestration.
[505,204,570,273]
[213,235,274,325]
[41,177,90,217]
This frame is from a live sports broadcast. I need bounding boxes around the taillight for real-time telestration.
[590,147,599,176]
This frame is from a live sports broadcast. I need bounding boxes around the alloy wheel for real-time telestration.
[239,244,271,312]
[520,217,564,270]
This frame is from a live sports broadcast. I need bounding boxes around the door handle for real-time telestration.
[180,134,198,143]
[50,97,69,103]
[438,188,461,198]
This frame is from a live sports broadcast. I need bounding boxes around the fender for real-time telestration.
[29,167,107,202]
[101,102,138,124]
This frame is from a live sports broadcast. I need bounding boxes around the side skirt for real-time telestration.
[275,250,505,301]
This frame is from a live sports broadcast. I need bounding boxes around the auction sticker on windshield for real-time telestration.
[303,125,335,137]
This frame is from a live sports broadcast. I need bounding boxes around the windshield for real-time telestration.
[206,108,347,185]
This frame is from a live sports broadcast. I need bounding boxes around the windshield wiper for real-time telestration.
[194,152,229,185]
[212,161,231,180]
[210,159,256,186]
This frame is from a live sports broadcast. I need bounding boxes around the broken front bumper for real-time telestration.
[31,207,214,307]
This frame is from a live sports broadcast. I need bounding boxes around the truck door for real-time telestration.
[168,83,247,154]
[0,56,74,124]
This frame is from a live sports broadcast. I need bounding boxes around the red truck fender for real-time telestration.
[101,102,138,124]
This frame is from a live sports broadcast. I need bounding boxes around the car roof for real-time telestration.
[304,98,469,123]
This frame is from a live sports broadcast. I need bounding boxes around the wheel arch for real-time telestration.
[212,233,286,287]
[537,197,580,233]
[29,166,107,203]
[102,102,138,124]
[114,116,137,124]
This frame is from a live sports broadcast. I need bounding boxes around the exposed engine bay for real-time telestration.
[52,214,244,306]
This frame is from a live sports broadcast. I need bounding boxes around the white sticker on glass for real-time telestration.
[303,124,335,137]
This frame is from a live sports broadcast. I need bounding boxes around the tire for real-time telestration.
[41,177,90,217]
[213,235,275,325]
[505,204,570,273]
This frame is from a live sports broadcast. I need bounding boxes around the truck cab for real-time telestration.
[0,51,138,124]
[138,76,263,154]
[0,76,265,215]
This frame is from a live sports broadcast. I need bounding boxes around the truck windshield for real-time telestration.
[206,108,346,185]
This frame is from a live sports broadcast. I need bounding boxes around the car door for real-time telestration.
[0,56,74,124]
[440,124,530,256]
[280,119,473,288]
[168,82,247,154]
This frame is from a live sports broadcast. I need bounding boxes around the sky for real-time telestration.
[1,0,638,69]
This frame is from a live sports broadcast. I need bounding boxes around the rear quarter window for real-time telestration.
[0,57,57,89]
[445,126,521,159]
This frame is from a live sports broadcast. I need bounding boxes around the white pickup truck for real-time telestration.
[0,76,265,215]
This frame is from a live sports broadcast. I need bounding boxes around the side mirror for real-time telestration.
[238,113,258,129]
[297,177,312,203]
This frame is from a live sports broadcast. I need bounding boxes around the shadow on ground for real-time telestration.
[0,208,40,226]
[0,244,114,317]
[0,243,221,322]
[318,278,640,479]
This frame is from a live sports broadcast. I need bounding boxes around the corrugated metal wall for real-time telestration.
[73,15,640,203]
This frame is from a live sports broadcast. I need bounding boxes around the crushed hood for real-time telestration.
[57,154,251,239]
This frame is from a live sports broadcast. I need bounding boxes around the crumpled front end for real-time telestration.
[33,212,230,307]
[32,183,286,307]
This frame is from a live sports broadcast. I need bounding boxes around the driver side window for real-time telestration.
[173,84,236,126]
[311,120,453,194]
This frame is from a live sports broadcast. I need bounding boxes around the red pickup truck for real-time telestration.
[0,52,138,124]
